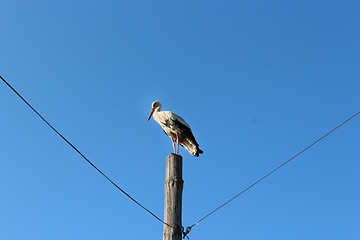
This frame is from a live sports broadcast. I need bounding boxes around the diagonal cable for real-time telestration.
[0,75,173,228]
[187,110,360,230]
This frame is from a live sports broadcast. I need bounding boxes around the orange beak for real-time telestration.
[147,107,155,121]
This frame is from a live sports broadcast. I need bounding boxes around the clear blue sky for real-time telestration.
[1,1,359,240]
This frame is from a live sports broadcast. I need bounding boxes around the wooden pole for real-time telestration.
[163,153,183,240]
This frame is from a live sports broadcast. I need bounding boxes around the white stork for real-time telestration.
[147,101,203,157]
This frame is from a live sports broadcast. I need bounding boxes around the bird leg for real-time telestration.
[176,131,179,155]
[171,138,176,154]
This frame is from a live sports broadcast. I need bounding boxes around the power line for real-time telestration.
[0,75,173,229]
[187,110,360,231]
[3,75,359,235]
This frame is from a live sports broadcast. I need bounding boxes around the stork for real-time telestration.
[147,101,203,157]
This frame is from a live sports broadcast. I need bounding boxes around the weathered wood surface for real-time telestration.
[163,154,183,240]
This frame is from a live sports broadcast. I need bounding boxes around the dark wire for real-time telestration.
[188,110,360,229]
[3,75,358,233]
[0,75,173,229]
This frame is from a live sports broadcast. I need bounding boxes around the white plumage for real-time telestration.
[147,101,203,157]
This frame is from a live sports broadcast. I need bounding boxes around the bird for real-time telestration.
[147,101,203,157]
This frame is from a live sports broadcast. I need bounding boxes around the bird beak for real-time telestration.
[147,107,155,121]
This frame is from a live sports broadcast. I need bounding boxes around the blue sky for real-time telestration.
[1,1,359,239]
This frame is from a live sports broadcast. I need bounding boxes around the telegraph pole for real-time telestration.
[163,154,183,240]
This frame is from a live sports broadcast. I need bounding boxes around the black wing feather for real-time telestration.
[172,118,200,147]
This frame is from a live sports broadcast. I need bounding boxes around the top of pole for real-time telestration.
[167,153,183,159]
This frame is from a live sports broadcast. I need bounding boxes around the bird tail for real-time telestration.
[195,148,203,157]
[181,139,203,157]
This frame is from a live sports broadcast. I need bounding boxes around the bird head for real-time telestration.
[147,101,162,121]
